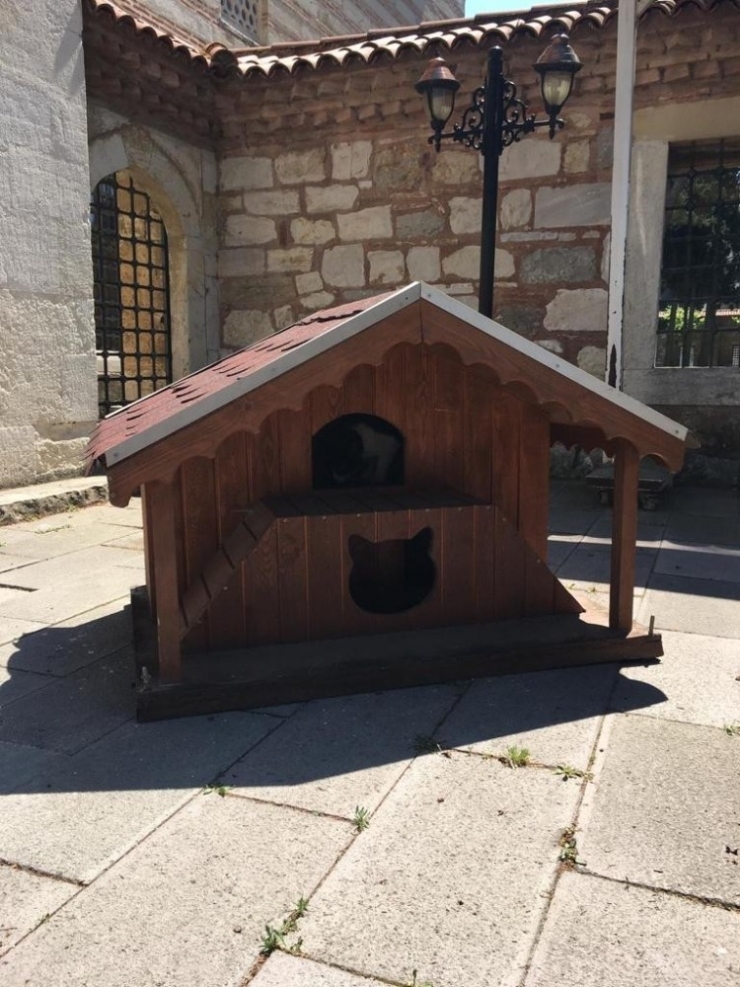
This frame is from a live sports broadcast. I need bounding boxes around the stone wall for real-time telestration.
[0,1,97,489]
[216,4,740,430]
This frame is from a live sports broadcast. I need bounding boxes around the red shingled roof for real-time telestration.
[85,293,394,470]
[85,1,736,80]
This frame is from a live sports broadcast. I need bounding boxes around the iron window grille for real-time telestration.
[656,139,740,369]
[91,173,172,417]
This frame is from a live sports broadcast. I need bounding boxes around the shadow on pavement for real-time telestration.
[0,606,667,795]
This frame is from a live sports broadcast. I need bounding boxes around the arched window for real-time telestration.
[312,413,404,489]
[91,171,172,416]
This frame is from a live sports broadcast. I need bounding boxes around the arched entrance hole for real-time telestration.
[312,413,404,489]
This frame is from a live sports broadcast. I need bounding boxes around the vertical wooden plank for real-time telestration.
[306,514,343,640]
[244,524,280,646]
[524,552,555,616]
[440,506,476,626]
[180,457,218,653]
[494,509,525,619]
[463,370,494,502]
[342,512,378,637]
[278,407,312,494]
[342,363,375,415]
[146,479,182,684]
[310,383,344,435]
[491,387,521,524]
[140,485,157,616]
[375,343,408,437]
[277,516,309,642]
[404,344,434,488]
[610,441,640,632]
[432,351,465,493]
[209,432,248,650]
[518,404,550,560]
[250,411,281,499]
[473,504,496,622]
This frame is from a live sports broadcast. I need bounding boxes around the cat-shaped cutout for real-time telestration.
[348,527,435,614]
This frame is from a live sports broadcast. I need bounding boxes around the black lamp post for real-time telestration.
[416,35,582,320]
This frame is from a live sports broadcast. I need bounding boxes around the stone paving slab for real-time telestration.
[0,616,44,648]
[0,794,351,987]
[611,630,740,729]
[638,574,740,638]
[655,540,740,583]
[578,715,740,904]
[0,741,68,795]
[226,685,460,818]
[0,664,49,708]
[0,518,138,562]
[0,548,142,623]
[0,711,281,883]
[252,954,388,986]
[525,870,740,987]
[0,865,77,958]
[437,665,621,770]
[0,554,36,574]
[664,511,740,547]
[298,752,580,987]
[554,543,655,594]
[0,650,135,754]
[669,487,738,518]
[0,597,132,677]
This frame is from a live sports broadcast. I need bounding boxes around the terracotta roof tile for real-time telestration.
[86,1,737,81]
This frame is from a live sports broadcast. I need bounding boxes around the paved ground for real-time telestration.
[0,480,738,987]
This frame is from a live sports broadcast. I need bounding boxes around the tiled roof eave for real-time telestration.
[85,0,739,85]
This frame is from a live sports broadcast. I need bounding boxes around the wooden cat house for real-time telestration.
[86,282,689,720]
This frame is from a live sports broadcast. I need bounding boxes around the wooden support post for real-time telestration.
[609,441,640,632]
[147,479,182,684]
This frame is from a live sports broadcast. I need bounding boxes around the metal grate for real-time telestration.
[91,172,172,417]
[656,140,740,368]
[220,0,261,42]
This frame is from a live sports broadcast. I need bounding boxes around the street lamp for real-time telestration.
[415,35,582,319]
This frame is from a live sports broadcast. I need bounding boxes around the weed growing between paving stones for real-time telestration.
[203,783,232,797]
[412,734,444,755]
[500,745,531,768]
[559,826,585,867]
[724,722,740,737]
[409,970,434,987]
[353,806,371,832]
[260,897,309,956]
[554,764,590,781]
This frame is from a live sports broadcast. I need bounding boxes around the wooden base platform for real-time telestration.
[130,587,662,722]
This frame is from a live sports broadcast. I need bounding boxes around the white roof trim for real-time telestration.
[419,283,688,443]
[106,280,687,466]
[106,284,422,465]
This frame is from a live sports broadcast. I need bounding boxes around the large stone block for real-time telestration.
[291,217,335,245]
[520,247,596,284]
[396,209,445,239]
[407,246,440,283]
[295,271,323,295]
[442,245,480,279]
[331,141,373,180]
[337,206,393,242]
[449,196,481,235]
[577,345,607,377]
[564,139,591,174]
[275,147,326,185]
[219,156,273,191]
[242,189,300,216]
[368,250,405,285]
[266,247,314,274]
[535,184,611,228]
[322,244,365,288]
[224,214,276,246]
[218,248,265,278]
[500,138,561,181]
[373,143,425,190]
[544,288,608,333]
[306,184,359,214]
[223,309,273,347]
[500,188,532,230]
[431,149,481,186]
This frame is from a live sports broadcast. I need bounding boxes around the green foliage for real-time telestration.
[353,806,371,832]
[203,783,232,797]
[501,745,531,768]
[259,898,309,956]
[559,826,585,867]
[723,722,740,737]
[554,764,589,781]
